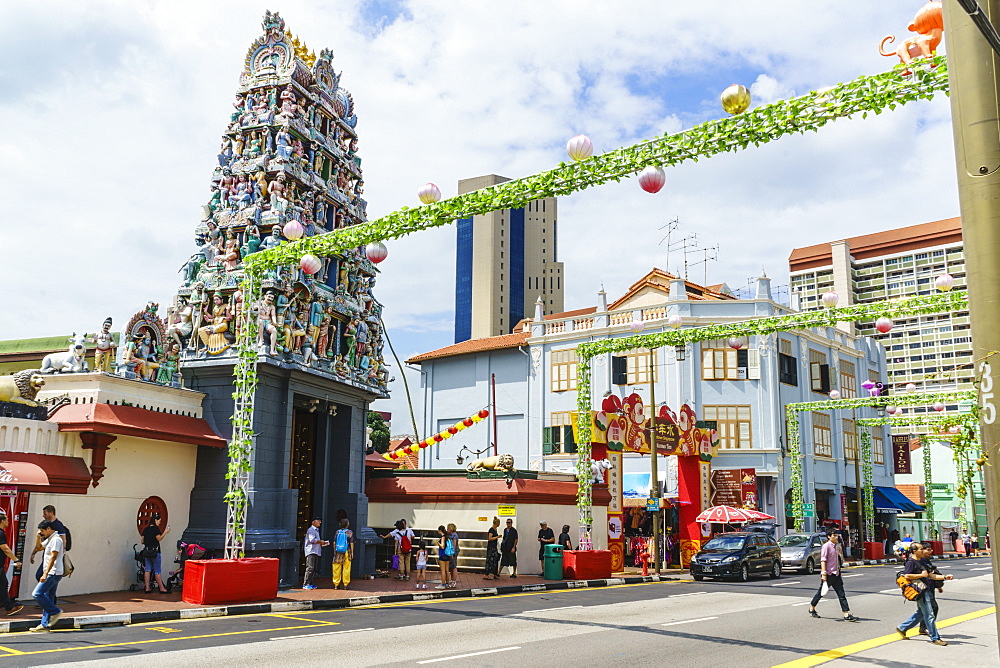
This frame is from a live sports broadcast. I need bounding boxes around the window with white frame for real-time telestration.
[703,405,752,449]
[550,348,578,392]
[812,412,833,458]
[701,339,759,381]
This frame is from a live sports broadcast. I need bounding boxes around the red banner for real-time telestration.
[892,434,912,474]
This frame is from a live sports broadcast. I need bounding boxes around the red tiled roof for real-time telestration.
[0,452,92,495]
[788,217,962,271]
[897,484,925,505]
[407,331,530,364]
[51,403,226,448]
[608,268,734,309]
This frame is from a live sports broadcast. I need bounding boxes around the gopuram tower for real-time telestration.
[168,11,387,585]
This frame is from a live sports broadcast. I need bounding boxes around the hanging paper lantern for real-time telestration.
[455,422,467,431]
[935,273,955,292]
[566,134,593,161]
[418,183,442,204]
[721,84,752,115]
[933,402,945,412]
[949,425,961,434]
[727,336,746,350]
[875,317,894,334]
[282,220,304,240]
[629,320,645,333]
[478,409,490,418]
[829,390,841,400]
[667,315,683,329]
[432,434,444,442]
[365,241,388,264]
[638,166,666,193]
[905,383,917,393]
[821,291,839,308]
[886,406,898,415]
[471,415,483,423]
[463,418,474,427]
[300,254,322,275]
[447,427,458,435]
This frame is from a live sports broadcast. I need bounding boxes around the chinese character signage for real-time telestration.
[607,451,623,513]
[710,468,757,509]
[892,434,912,474]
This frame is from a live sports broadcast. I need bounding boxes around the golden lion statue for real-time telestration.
[0,369,45,406]
[466,453,515,473]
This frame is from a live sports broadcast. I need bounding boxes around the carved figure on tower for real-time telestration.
[92,317,115,373]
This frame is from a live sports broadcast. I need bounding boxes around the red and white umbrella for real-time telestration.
[741,509,776,521]
[695,505,754,524]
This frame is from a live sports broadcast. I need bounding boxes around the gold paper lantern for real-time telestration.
[721,84,751,115]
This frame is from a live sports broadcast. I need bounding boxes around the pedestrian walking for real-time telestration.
[447,523,460,587]
[500,518,518,577]
[302,517,329,590]
[414,540,428,589]
[331,518,354,590]
[972,534,980,556]
[948,529,959,552]
[808,530,858,621]
[29,506,69,606]
[918,541,945,637]
[537,521,555,572]
[30,521,64,632]
[483,517,501,580]
[140,515,171,594]
[0,515,23,616]
[961,530,972,557]
[435,525,452,589]
[558,524,573,551]
[896,542,952,645]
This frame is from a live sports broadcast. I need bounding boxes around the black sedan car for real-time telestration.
[689,532,782,582]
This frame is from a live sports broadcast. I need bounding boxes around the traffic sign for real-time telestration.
[802,510,815,517]
[646,497,660,512]
[802,503,814,511]
[785,503,814,512]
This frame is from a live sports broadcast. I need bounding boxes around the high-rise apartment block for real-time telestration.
[454,175,564,343]
[788,217,971,403]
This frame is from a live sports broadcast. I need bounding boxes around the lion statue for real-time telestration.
[0,369,45,407]
[466,453,516,473]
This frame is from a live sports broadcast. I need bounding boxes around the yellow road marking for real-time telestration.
[267,614,340,624]
[0,646,24,656]
[145,627,181,634]
[0,622,333,657]
[771,606,997,668]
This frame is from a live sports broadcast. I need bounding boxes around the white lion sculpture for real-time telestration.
[590,458,613,483]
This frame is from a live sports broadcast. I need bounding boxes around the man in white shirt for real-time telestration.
[30,521,64,632]
[302,517,329,590]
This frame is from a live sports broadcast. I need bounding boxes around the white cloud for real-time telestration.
[0,1,959,427]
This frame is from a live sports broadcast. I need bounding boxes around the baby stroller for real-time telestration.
[165,540,210,592]
[128,544,147,592]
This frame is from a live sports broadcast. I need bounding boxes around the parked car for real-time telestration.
[690,532,782,582]
[779,532,827,574]
[742,522,779,537]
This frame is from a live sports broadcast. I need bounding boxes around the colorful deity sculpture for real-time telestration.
[163,12,386,393]
[92,317,115,373]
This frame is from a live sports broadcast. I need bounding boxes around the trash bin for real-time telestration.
[543,544,563,580]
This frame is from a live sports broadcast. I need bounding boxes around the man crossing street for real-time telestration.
[808,529,858,621]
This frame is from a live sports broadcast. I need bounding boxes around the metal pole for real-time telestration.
[942,0,1000,647]
[854,450,863,559]
[491,373,498,457]
[649,348,661,574]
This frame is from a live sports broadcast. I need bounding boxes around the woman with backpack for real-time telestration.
[332,518,354,590]
[447,523,460,588]
[384,520,415,581]
[435,525,451,589]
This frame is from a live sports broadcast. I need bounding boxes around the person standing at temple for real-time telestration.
[558,525,573,551]
[501,519,518,578]
[537,521,555,573]
[0,515,23,616]
[331,519,353,590]
[302,517,328,590]
[484,518,501,580]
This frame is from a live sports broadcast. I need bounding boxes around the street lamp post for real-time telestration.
[648,348,661,575]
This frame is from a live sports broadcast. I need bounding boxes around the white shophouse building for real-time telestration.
[409,269,905,535]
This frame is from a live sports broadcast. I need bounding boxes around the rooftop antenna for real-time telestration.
[688,244,720,286]
[658,217,680,273]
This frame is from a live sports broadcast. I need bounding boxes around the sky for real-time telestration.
[0,1,961,431]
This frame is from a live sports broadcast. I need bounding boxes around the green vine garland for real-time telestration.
[225,56,952,551]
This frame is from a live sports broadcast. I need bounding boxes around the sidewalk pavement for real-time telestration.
[0,570,675,634]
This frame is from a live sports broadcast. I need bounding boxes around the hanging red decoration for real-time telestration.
[383,407,491,460]
[638,166,666,193]
[365,241,388,264]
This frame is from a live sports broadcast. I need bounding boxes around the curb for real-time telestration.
[0,574,674,634]
[844,553,975,568]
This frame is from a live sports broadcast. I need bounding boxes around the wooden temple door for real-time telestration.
[290,407,318,573]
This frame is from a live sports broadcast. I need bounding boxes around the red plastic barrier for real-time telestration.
[182,558,279,605]
[863,542,885,561]
[562,550,613,580]
[928,540,943,556]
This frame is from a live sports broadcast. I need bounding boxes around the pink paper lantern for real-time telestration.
[365,241,388,264]
[875,317,894,334]
[905,383,917,393]
[935,273,955,292]
[821,291,839,308]
[282,220,304,241]
[667,315,683,329]
[300,254,322,275]
[418,183,441,204]
[629,320,645,333]
[566,134,593,161]
[948,425,961,434]
[638,166,666,193]
[933,402,945,412]
[727,336,746,350]
[829,390,841,400]
[885,406,898,415]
